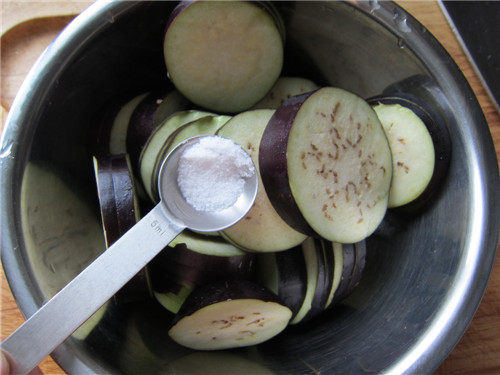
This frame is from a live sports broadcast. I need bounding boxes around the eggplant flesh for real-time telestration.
[372,103,435,208]
[164,1,283,112]
[154,287,193,315]
[139,110,212,201]
[324,242,344,308]
[150,244,254,293]
[346,240,367,296]
[170,230,245,257]
[329,243,356,305]
[300,238,332,323]
[217,109,307,252]
[257,247,307,317]
[110,92,149,155]
[93,154,152,303]
[290,238,319,325]
[252,77,319,109]
[260,87,392,243]
[169,280,291,350]
[367,95,451,212]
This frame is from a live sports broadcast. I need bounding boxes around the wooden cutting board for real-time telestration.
[1,1,499,374]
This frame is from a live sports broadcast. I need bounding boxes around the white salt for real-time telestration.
[178,136,255,212]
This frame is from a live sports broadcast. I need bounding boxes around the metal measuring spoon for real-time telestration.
[1,135,258,374]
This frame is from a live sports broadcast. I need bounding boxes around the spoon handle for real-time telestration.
[1,203,184,375]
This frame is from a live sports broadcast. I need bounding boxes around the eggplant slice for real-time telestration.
[170,230,245,257]
[217,110,307,252]
[324,242,344,308]
[110,92,149,155]
[290,238,319,325]
[260,87,392,243]
[169,280,292,350]
[252,77,319,109]
[329,243,356,306]
[93,154,152,303]
[139,110,212,200]
[150,244,254,313]
[368,95,451,211]
[164,1,283,113]
[149,114,231,201]
[257,246,308,318]
[300,238,332,323]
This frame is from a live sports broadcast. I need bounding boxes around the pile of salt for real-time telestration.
[177,136,255,212]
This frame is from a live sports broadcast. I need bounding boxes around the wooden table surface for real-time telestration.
[1,1,499,374]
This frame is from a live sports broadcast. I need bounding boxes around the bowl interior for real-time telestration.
[8,1,494,374]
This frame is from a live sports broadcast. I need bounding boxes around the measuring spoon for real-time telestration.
[1,135,258,374]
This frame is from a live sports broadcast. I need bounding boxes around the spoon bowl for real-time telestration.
[158,135,259,232]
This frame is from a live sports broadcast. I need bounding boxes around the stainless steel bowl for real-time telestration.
[1,1,499,374]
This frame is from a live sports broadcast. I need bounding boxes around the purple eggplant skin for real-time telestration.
[345,240,367,297]
[329,243,356,306]
[94,155,121,245]
[165,1,285,43]
[319,239,334,308]
[110,155,138,236]
[126,91,169,169]
[149,244,255,294]
[90,102,122,156]
[275,247,308,317]
[163,1,286,82]
[94,154,151,303]
[172,280,285,326]
[259,91,318,236]
[301,238,332,323]
[367,94,452,214]
[164,1,193,35]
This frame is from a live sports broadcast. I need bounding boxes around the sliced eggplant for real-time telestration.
[93,154,152,303]
[191,230,219,237]
[287,238,333,324]
[367,95,451,211]
[92,102,122,156]
[257,253,279,295]
[255,1,286,44]
[149,114,231,202]
[257,246,307,317]
[162,115,231,157]
[324,242,344,308]
[151,244,254,313]
[290,238,319,325]
[169,280,292,350]
[150,243,254,293]
[217,110,307,252]
[154,91,191,129]
[154,287,193,315]
[139,110,212,200]
[170,230,246,257]
[72,302,109,340]
[259,87,392,243]
[300,238,332,323]
[328,243,356,306]
[127,90,191,168]
[327,240,365,306]
[319,239,335,309]
[109,92,149,155]
[127,91,169,167]
[345,240,367,296]
[164,1,283,112]
[252,77,319,109]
